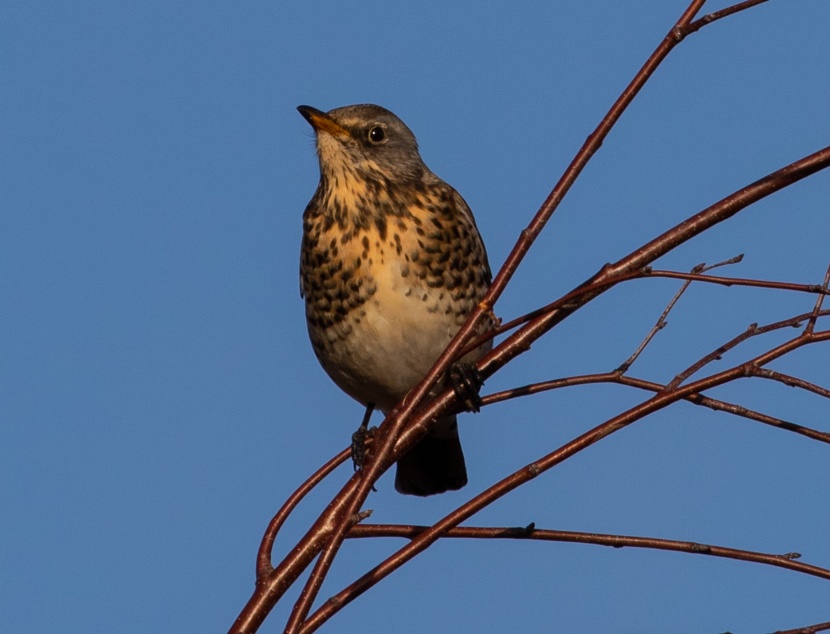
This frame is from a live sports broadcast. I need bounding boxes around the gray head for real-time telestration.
[297,104,431,184]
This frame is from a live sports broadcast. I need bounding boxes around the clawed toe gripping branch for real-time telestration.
[232,2,830,632]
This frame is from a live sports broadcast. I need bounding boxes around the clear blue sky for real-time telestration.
[3,2,829,632]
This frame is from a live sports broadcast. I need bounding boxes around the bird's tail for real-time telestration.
[394,415,467,496]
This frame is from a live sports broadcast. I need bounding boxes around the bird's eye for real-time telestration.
[367,126,386,144]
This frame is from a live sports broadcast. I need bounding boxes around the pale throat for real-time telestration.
[317,139,396,225]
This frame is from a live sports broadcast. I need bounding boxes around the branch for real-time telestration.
[346,523,830,582]
[666,311,830,390]
[618,257,743,373]
[256,448,352,580]
[686,0,770,34]
[806,265,830,334]
[774,621,830,634]
[482,372,830,445]
[643,268,830,295]
[751,369,830,400]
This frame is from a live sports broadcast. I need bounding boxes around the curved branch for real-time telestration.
[256,448,352,580]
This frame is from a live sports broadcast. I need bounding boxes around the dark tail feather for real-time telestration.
[394,416,467,496]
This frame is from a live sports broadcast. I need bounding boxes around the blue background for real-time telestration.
[3,2,829,632]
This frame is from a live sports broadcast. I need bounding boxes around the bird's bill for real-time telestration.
[297,105,349,139]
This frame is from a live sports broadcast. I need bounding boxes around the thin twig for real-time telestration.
[685,0,770,34]
[806,265,830,334]
[664,312,829,390]
[484,265,830,351]
[751,368,830,400]
[346,523,830,582]
[644,269,830,295]
[618,257,743,373]
[616,268,694,374]
[256,447,352,580]
[774,620,830,634]
[481,372,830,444]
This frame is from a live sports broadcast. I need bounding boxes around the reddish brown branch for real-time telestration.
[686,0,770,34]
[666,311,830,390]
[484,267,830,348]
[346,523,830,581]
[751,368,830,400]
[256,448,352,580]
[774,621,830,634]
[806,265,830,334]
[643,269,830,295]
[482,371,830,445]
[617,258,741,373]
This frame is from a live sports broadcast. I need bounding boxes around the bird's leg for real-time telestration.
[450,363,484,413]
[351,403,375,471]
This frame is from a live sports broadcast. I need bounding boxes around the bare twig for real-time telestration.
[685,0,770,34]
[643,269,830,295]
[806,265,830,334]
[751,368,830,400]
[346,523,830,582]
[482,372,830,445]
[617,256,744,373]
[256,448,352,580]
[664,312,829,390]
[774,621,830,634]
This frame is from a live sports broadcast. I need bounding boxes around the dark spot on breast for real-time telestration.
[374,216,387,241]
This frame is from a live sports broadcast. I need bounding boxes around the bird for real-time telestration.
[297,103,491,496]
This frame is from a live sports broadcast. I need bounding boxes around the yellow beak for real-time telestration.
[297,105,349,139]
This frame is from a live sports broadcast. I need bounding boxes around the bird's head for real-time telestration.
[297,104,428,186]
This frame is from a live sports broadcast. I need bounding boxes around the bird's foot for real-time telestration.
[450,363,484,413]
[351,404,376,471]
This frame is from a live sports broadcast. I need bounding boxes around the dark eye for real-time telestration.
[367,126,386,144]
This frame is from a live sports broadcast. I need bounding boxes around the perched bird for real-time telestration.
[297,104,491,496]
